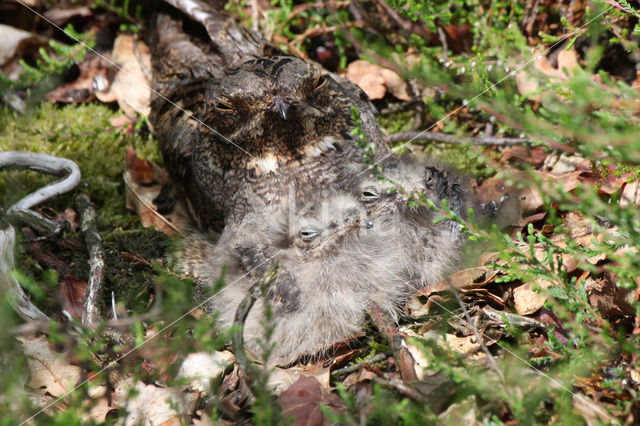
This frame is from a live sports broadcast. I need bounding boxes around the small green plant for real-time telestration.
[91,0,143,33]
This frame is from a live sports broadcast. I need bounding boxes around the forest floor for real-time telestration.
[1,0,640,424]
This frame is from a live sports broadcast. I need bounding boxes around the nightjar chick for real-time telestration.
[174,192,408,365]
[358,157,468,291]
[150,2,389,231]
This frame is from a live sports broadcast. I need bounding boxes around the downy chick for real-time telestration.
[174,192,407,365]
[358,157,468,291]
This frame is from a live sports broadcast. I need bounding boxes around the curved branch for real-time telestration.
[0,152,81,233]
[384,131,532,146]
[232,264,279,394]
[0,226,50,321]
[74,193,104,327]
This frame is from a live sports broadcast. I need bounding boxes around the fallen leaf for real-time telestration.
[59,274,88,320]
[515,49,581,100]
[620,180,640,207]
[176,351,235,394]
[126,146,158,185]
[276,376,344,426]
[43,6,92,26]
[267,366,304,396]
[345,60,411,101]
[0,23,47,80]
[513,279,554,315]
[46,54,110,104]
[439,394,481,425]
[584,274,635,318]
[543,152,588,174]
[114,379,198,426]
[501,145,549,167]
[19,335,82,397]
[95,34,151,117]
[124,148,191,236]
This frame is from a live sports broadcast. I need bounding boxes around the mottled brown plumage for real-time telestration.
[173,192,411,365]
[149,1,389,231]
[359,157,468,290]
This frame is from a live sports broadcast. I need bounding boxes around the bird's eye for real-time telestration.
[300,228,320,242]
[424,168,438,188]
[313,76,327,92]
[361,187,380,202]
[214,99,234,112]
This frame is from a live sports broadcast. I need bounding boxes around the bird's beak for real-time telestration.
[265,96,292,120]
[276,98,287,120]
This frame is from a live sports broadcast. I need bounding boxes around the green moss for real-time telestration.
[1,102,166,312]
[0,102,160,229]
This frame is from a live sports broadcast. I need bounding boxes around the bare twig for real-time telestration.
[384,130,532,146]
[232,265,279,393]
[0,152,81,234]
[446,277,504,382]
[0,225,50,322]
[74,193,105,327]
[288,21,366,58]
[132,33,152,83]
[436,26,449,61]
[1,88,26,113]
[330,351,391,377]
[482,306,546,331]
[366,302,418,382]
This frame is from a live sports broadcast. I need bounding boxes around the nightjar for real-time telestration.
[358,157,468,290]
[174,192,409,365]
[149,0,389,231]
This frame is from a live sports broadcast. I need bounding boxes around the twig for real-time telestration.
[132,33,152,83]
[231,265,279,394]
[123,171,182,234]
[1,88,26,113]
[0,226,50,322]
[366,302,418,382]
[384,130,532,146]
[446,277,504,382]
[330,351,391,377]
[436,26,449,61]
[74,193,105,327]
[482,306,546,331]
[0,152,81,234]
[288,21,366,58]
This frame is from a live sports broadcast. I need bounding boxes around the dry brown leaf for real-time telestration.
[542,152,588,174]
[114,379,198,426]
[19,335,82,398]
[276,376,344,426]
[59,275,88,320]
[515,49,581,100]
[0,23,47,80]
[501,146,549,167]
[95,34,151,117]
[513,279,554,315]
[599,172,629,195]
[345,59,411,100]
[584,275,635,318]
[43,6,92,26]
[620,181,640,207]
[124,149,191,236]
[126,146,157,185]
[472,176,513,205]
[85,397,116,424]
[176,351,235,395]
[267,367,303,396]
[46,54,110,104]
[519,170,584,212]
[439,395,481,425]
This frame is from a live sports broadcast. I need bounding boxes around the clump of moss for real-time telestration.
[1,102,167,313]
[0,102,160,228]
